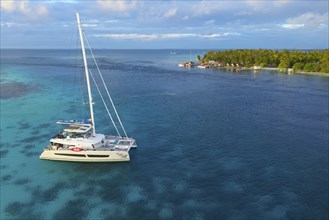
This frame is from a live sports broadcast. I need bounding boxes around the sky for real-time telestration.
[0,0,328,49]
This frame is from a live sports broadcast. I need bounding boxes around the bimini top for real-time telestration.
[63,124,92,133]
[56,119,91,125]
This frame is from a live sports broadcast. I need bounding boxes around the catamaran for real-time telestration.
[40,13,137,162]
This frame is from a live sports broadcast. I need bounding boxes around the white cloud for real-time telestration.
[1,0,16,12]
[105,20,119,23]
[83,24,98,27]
[36,5,47,16]
[273,0,290,7]
[244,0,268,12]
[92,33,191,40]
[91,32,240,40]
[204,19,216,26]
[255,28,270,31]
[280,24,305,29]
[187,1,267,17]
[0,22,27,28]
[234,11,252,16]
[96,0,137,12]
[286,12,328,28]
[183,15,190,20]
[164,8,177,18]
[191,1,228,16]
[245,0,291,13]
[45,0,78,4]
[279,12,328,30]
[0,0,48,16]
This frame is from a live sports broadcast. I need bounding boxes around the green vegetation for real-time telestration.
[202,49,329,73]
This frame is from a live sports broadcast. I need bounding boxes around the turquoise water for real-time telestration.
[1,49,328,219]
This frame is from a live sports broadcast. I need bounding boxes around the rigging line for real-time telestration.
[89,68,121,137]
[83,32,128,137]
[75,28,88,119]
[75,30,85,117]
[74,30,87,118]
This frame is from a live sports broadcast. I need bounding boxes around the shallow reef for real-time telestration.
[0,82,39,99]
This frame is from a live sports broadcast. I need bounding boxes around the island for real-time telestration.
[198,49,329,74]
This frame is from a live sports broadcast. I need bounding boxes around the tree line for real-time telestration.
[200,49,329,73]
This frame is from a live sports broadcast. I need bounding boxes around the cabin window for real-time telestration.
[87,155,110,158]
[54,153,86,157]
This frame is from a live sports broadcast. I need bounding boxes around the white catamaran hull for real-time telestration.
[39,13,137,163]
[40,148,130,162]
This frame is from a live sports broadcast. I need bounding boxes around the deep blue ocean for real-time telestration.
[1,49,328,220]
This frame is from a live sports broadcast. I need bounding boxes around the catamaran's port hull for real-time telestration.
[40,150,130,162]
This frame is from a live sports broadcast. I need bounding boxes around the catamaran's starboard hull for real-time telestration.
[40,149,130,162]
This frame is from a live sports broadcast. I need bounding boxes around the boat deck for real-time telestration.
[45,144,130,152]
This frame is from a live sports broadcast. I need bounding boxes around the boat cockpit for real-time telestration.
[53,124,93,139]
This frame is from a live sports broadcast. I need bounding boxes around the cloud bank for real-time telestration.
[91,32,240,40]
[1,0,328,49]
[1,0,48,16]
[96,0,137,12]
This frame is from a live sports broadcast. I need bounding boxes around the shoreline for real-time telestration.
[262,67,329,76]
[201,49,329,76]
[193,62,329,76]
[210,66,329,76]
[213,66,329,76]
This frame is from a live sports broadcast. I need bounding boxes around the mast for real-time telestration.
[76,13,96,136]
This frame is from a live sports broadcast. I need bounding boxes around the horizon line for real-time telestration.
[1,48,328,50]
